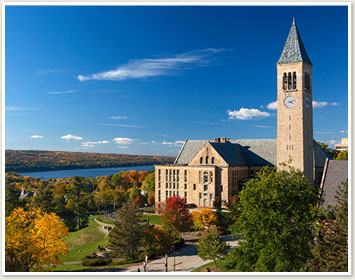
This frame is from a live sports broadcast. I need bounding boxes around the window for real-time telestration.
[184,192,187,203]
[173,191,175,196]
[211,157,215,164]
[288,72,292,90]
[184,184,187,190]
[203,171,209,183]
[177,170,179,181]
[158,182,161,189]
[177,191,179,197]
[204,185,208,192]
[289,135,291,140]
[158,169,161,181]
[169,183,171,189]
[166,170,168,181]
[289,125,291,130]
[199,171,202,183]
[169,191,172,197]
[210,193,212,202]
[289,115,291,120]
[206,156,209,164]
[166,182,168,188]
[200,157,203,164]
[184,170,187,182]
[283,72,287,90]
[199,193,202,199]
[193,184,196,190]
[177,183,179,189]
[221,185,223,192]
[293,72,297,89]
[210,171,213,182]
[305,72,310,90]
[173,170,176,181]
[166,191,168,199]
[158,190,161,202]
[169,170,172,181]
[173,183,175,189]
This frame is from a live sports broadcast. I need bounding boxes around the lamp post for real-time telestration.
[171,245,176,272]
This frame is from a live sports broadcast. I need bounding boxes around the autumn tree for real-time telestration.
[197,227,230,267]
[192,208,217,231]
[5,208,68,272]
[306,181,348,272]
[336,150,348,160]
[142,225,173,258]
[109,200,144,260]
[147,190,155,206]
[162,196,193,237]
[227,167,319,272]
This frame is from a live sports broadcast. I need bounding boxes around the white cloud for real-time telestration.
[6,106,35,111]
[162,140,185,147]
[316,131,331,135]
[118,146,129,149]
[254,125,272,128]
[77,48,225,82]
[98,123,144,128]
[151,141,157,144]
[266,101,277,110]
[340,130,348,134]
[312,101,340,108]
[113,137,134,145]
[109,116,127,120]
[61,134,83,141]
[47,89,79,95]
[327,140,337,145]
[227,108,270,120]
[30,135,43,139]
[81,140,109,148]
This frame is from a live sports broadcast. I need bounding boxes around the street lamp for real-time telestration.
[171,245,176,272]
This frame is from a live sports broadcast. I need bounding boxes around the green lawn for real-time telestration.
[142,214,162,225]
[191,257,238,272]
[60,217,109,262]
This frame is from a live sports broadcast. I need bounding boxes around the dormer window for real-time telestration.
[211,157,215,164]
[206,156,209,164]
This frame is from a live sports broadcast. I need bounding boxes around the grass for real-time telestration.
[60,216,109,262]
[191,257,238,272]
[142,214,162,225]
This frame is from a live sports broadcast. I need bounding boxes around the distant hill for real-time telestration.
[5,150,175,173]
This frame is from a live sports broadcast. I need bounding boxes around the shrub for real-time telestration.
[82,258,112,267]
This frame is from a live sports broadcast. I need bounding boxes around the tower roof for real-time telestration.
[277,18,312,65]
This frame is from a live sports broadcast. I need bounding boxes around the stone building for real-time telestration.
[154,19,332,213]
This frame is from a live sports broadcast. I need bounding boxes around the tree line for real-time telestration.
[5,149,174,172]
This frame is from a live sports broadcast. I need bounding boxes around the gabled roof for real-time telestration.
[319,159,348,209]
[174,138,330,168]
[210,142,248,166]
[277,18,312,65]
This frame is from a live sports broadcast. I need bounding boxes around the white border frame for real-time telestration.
[1,1,352,276]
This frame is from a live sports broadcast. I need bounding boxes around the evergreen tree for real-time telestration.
[5,185,23,217]
[227,167,319,272]
[306,181,348,272]
[31,185,56,214]
[197,227,230,267]
[109,200,144,259]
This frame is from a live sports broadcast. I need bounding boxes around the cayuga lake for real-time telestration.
[20,165,155,180]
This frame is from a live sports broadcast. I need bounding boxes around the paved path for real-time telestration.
[121,235,239,272]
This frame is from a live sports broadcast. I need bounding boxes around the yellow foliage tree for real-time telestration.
[192,208,217,231]
[5,208,69,272]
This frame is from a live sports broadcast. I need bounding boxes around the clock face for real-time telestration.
[305,96,310,109]
[284,96,296,108]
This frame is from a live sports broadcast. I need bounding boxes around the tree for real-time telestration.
[162,196,193,237]
[143,172,155,193]
[31,185,56,214]
[306,181,348,272]
[142,225,172,258]
[109,200,144,260]
[336,150,348,160]
[227,167,319,272]
[5,208,68,272]
[192,208,217,231]
[5,184,23,217]
[147,190,155,206]
[197,227,230,267]
[317,141,339,159]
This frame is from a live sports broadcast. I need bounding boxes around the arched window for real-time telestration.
[283,73,287,90]
[293,72,297,89]
[206,156,209,164]
[200,157,203,164]
[288,72,292,90]
[203,171,209,183]
[211,157,215,164]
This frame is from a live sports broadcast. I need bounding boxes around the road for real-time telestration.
[121,235,239,272]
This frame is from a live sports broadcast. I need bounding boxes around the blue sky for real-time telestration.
[5,5,349,156]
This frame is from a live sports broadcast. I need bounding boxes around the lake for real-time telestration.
[20,165,155,180]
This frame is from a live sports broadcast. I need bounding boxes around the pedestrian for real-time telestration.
[137,268,140,272]
[207,268,211,272]
[143,261,147,272]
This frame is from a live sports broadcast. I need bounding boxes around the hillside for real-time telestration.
[5,150,175,172]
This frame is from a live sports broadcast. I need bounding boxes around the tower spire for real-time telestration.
[277,19,312,65]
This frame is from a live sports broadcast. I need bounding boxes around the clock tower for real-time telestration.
[277,18,314,182]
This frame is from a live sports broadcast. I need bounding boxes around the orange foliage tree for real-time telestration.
[142,225,173,257]
[191,208,217,231]
[5,208,68,272]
